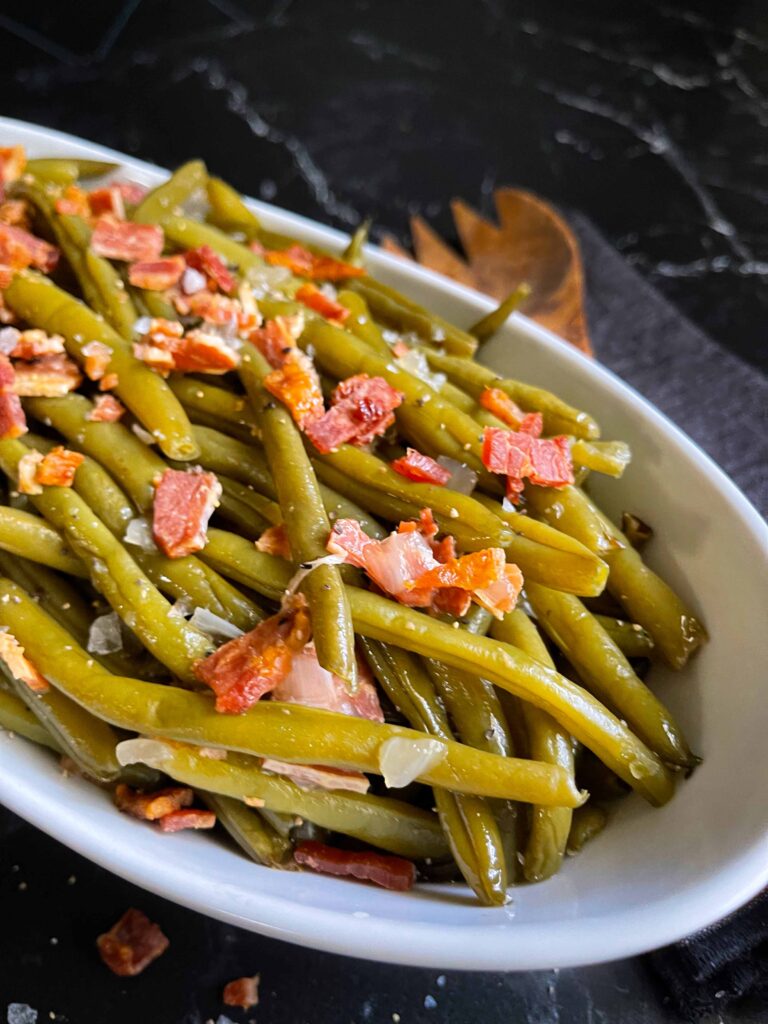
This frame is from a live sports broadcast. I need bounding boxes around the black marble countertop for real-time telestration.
[0,2,766,1022]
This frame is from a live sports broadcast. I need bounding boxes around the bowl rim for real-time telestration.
[0,115,766,971]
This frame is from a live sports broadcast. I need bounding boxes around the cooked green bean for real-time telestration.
[621,512,653,549]
[342,220,371,266]
[160,215,264,273]
[239,341,357,689]
[0,685,60,750]
[570,439,631,478]
[490,609,575,883]
[0,580,583,807]
[336,290,391,356]
[6,272,199,460]
[25,158,117,185]
[132,159,207,224]
[470,283,531,343]
[524,484,618,555]
[206,175,262,239]
[525,581,693,767]
[169,377,259,441]
[566,803,608,855]
[595,615,654,659]
[0,505,86,577]
[201,793,292,867]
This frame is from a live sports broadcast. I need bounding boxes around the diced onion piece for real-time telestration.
[395,348,446,391]
[436,456,478,495]
[188,606,244,640]
[283,553,346,602]
[378,736,447,788]
[123,517,157,552]
[115,737,174,769]
[131,422,156,445]
[87,612,123,654]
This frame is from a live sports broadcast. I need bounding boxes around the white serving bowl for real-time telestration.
[0,117,766,971]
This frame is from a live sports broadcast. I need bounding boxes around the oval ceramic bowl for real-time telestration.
[0,117,766,971]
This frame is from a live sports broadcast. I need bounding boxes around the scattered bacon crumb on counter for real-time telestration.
[293,841,416,891]
[0,631,48,692]
[152,468,221,559]
[223,974,260,1010]
[96,908,169,977]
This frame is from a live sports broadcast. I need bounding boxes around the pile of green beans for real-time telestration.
[0,153,706,903]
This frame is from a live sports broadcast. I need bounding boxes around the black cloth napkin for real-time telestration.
[573,213,768,1019]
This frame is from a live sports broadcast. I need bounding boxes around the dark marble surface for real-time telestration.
[0,2,766,1022]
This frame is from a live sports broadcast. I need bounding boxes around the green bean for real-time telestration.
[0,581,583,807]
[490,609,575,883]
[420,348,601,439]
[169,377,259,441]
[360,638,509,904]
[206,176,262,239]
[215,477,273,538]
[595,615,654,659]
[0,505,86,577]
[160,216,264,273]
[25,158,117,185]
[201,793,292,867]
[201,528,291,602]
[336,290,391,356]
[621,512,653,550]
[524,484,618,556]
[347,277,478,357]
[81,247,139,339]
[525,581,693,767]
[0,439,211,684]
[346,586,673,806]
[189,424,273,495]
[342,220,371,266]
[566,803,608,855]
[570,439,631,478]
[470,283,531,343]
[0,685,60,750]
[239,342,357,690]
[6,272,199,460]
[121,740,448,860]
[132,159,207,224]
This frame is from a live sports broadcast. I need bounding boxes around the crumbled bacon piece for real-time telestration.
[261,760,370,793]
[272,642,384,722]
[128,256,185,291]
[87,394,125,422]
[4,328,65,360]
[0,631,48,692]
[17,450,43,495]
[96,909,169,977]
[264,350,325,428]
[100,372,119,391]
[223,975,260,1011]
[81,340,112,381]
[479,387,543,435]
[391,448,451,486]
[305,373,403,453]
[172,329,239,374]
[294,841,416,891]
[0,147,26,184]
[410,548,523,618]
[114,181,147,205]
[115,784,194,821]
[157,808,217,833]
[0,354,26,439]
[193,598,311,714]
[295,283,350,323]
[482,426,574,502]
[255,523,292,559]
[264,244,365,281]
[184,245,236,294]
[0,223,59,273]
[35,446,85,487]
[175,289,235,325]
[152,468,221,559]
[0,199,31,228]
[12,354,82,397]
[391,339,411,359]
[55,185,91,218]
[249,315,304,368]
[397,506,439,540]
[91,217,163,262]
[87,186,126,220]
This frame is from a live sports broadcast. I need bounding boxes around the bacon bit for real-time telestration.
[96,909,169,977]
[175,289,234,324]
[264,350,325,428]
[519,412,544,436]
[473,563,525,618]
[0,147,26,184]
[0,223,59,273]
[87,393,125,422]
[87,186,126,220]
[133,342,175,374]
[248,240,266,255]
[128,256,185,291]
[264,244,366,281]
[172,329,239,374]
[391,448,451,486]
[0,354,26,439]
[115,783,194,821]
[410,547,507,593]
[223,975,260,1011]
[261,760,370,793]
[157,808,217,833]
[193,599,311,714]
[5,328,65,360]
[305,373,404,453]
[432,587,473,617]
[391,338,411,359]
[12,353,82,397]
[81,339,112,381]
[295,282,350,324]
[396,507,439,540]
[0,199,31,228]
[249,315,304,368]
[91,217,163,262]
[114,181,148,206]
[34,446,85,488]
[184,245,236,294]
[480,386,526,427]
[17,450,42,494]
[255,523,292,559]
[0,631,48,692]
[482,426,574,502]
[294,841,415,891]
[152,468,221,559]
[272,643,384,722]
[55,185,91,218]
